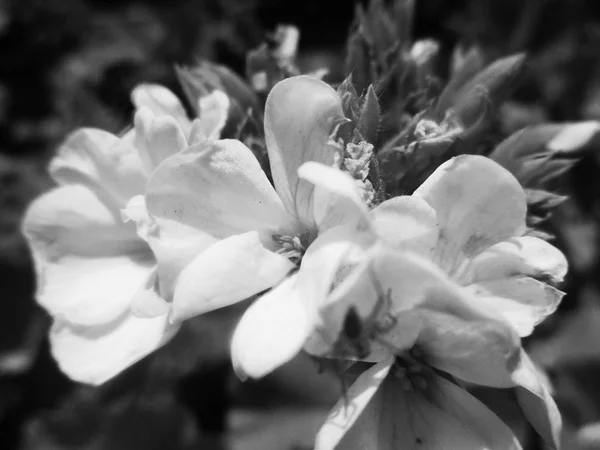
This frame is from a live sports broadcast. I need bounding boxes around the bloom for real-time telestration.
[131,75,370,379]
[303,155,565,449]
[22,84,228,384]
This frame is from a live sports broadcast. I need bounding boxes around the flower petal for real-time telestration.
[413,155,527,275]
[314,246,506,359]
[146,140,290,238]
[231,274,311,379]
[370,195,439,257]
[418,309,520,388]
[298,161,369,231]
[49,128,148,206]
[512,349,562,449]
[130,269,171,318]
[315,359,393,450]
[467,277,565,337]
[133,107,187,171]
[265,76,346,229]
[38,254,155,326]
[171,231,295,322]
[430,376,524,450]
[23,185,143,261]
[189,89,230,141]
[335,372,522,450]
[50,312,178,385]
[131,84,191,134]
[122,195,218,300]
[462,236,568,285]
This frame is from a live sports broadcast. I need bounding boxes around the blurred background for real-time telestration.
[3,0,600,448]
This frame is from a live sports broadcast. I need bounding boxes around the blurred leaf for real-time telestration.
[490,122,600,188]
[434,53,526,125]
[246,25,300,95]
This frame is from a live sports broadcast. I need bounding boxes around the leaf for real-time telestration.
[356,85,381,145]
[489,122,600,188]
[434,53,526,124]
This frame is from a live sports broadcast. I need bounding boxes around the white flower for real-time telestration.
[21,85,228,385]
[304,155,565,449]
[132,76,370,380]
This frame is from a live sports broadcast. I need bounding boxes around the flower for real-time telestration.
[131,76,371,380]
[303,155,565,449]
[21,84,229,385]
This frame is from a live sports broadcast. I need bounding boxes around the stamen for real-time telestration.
[393,348,430,392]
[272,233,308,265]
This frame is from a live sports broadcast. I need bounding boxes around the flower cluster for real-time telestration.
[20,9,600,449]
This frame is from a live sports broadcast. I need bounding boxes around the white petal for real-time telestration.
[231,274,311,379]
[38,254,155,326]
[195,89,230,140]
[146,140,291,238]
[130,269,171,318]
[171,231,295,322]
[370,195,439,257]
[131,84,191,134]
[315,360,393,450]
[336,372,522,450]
[50,312,178,385]
[547,121,600,152]
[298,162,369,231]
[414,155,527,276]
[462,235,568,285]
[133,107,187,171]
[313,246,504,359]
[468,276,565,336]
[23,185,143,261]
[49,128,148,206]
[122,195,218,300]
[418,309,520,388]
[431,376,523,450]
[265,76,346,229]
[512,350,562,449]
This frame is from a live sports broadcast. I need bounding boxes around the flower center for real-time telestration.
[272,233,309,265]
[392,347,430,392]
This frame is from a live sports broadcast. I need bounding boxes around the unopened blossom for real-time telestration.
[130,76,370,380]
[303,155,565,449]
[21,85,229,385]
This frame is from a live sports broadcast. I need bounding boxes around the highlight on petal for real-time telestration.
[315,359,393,450]
[335,370,522,450]
[298,162,369,231]
[133,107,187,172]
[171,231,295,322]
[231,274,311,380]
[512,349,562,449]
[131,84,191,134]
[370,195,439,257]
[146,140,290,238]
[467,276,565,337]
[418,309,520,388]
[265,76,346,229]
[414,155,527,274]
[49,128,148,206]
[50,312,178,385]
[462,235,568,285]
